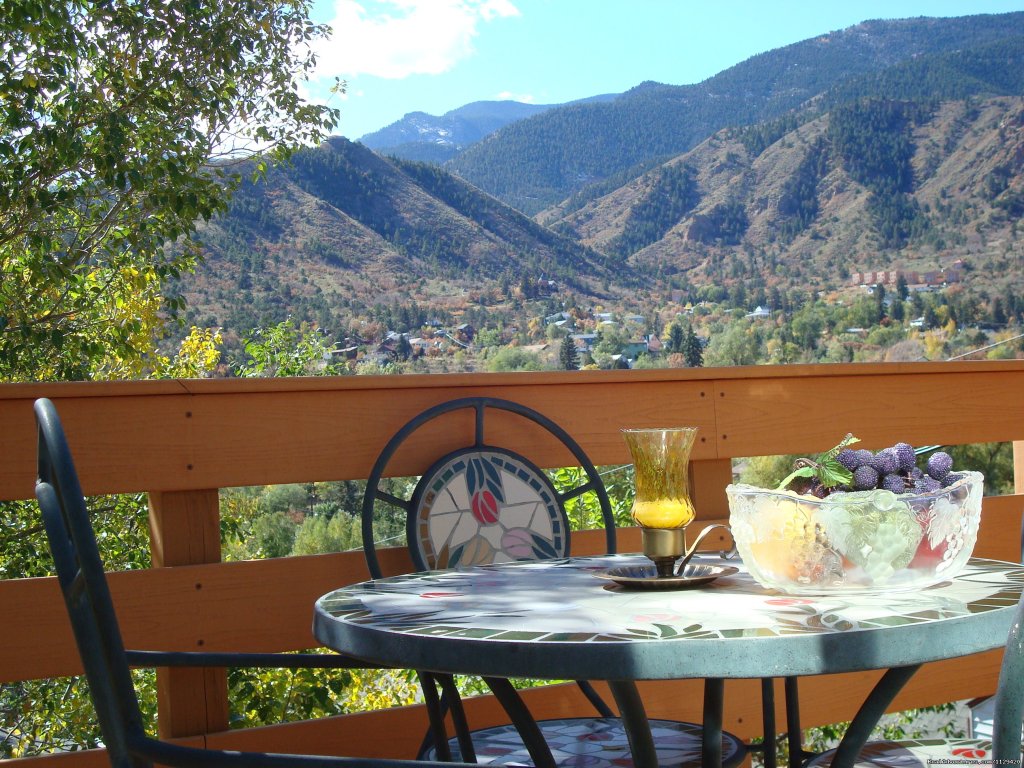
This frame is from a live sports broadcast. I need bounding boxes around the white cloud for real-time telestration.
[495,91,535,103]
[315,0,520,80]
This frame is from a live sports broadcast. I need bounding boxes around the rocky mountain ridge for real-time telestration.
[546,97,1024,297]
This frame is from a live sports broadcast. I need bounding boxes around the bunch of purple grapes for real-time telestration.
[836,443,959,495]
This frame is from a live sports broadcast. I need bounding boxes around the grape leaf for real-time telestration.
[818,459,853,488]
[776,434,859,491]
[776,466,815,491]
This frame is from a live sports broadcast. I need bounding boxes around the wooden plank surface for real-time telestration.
[715,367,1024,458]
[0,372,722,499]
[149,489,228,737]
[0,528,613,682]
[5,656,1003,767]
[7,362,1024,500]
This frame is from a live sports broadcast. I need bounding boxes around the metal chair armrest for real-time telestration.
[133,730,477,768]
[124,649,383,669]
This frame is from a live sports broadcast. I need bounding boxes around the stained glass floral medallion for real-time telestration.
[409,448,569,571]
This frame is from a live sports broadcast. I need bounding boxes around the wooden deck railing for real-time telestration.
[3,361,1024,766]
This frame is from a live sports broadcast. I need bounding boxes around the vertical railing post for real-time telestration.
[1014,442,1024,495]
[691,458,734,521]
[148,488,227,738]
[1014,442,1024,561]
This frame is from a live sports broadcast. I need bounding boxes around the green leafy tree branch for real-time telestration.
[0,0,339,381]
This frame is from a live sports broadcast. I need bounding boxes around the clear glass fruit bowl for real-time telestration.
[726,471,983,594]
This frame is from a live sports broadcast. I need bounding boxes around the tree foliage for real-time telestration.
[0,0,338,381]
[559,333,579,370]
[234,318,347,377]
[828,99,932,248]
[683,324,704,368]
[777,138,829,240]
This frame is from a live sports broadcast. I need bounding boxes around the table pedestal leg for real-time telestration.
[608,680,658,768]
[829,664,922,768]
[703,678,725,768]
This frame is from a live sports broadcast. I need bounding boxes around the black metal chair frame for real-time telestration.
[34,396,475,768]
[360,396,750,768]
[993,589,1024,765]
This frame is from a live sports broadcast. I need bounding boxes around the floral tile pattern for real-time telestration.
[425,717,746,768]
[411,448,568,570]
[315,556,1024,768]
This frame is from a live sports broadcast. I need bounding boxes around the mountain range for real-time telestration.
[445,12,1024,214]
[359,94,618,164]
[179,11,1024,342]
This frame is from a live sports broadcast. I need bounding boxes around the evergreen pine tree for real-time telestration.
[560,333,580,370]
[667,322,685,353]
[896,274,909,300]
[684,325,704,368]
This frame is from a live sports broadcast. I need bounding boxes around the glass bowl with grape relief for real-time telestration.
[726,471,983,594]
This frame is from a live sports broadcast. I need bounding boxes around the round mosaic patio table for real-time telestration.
[314,554,1024,767]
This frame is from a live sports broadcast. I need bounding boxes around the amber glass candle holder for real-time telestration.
[621,427,698,577]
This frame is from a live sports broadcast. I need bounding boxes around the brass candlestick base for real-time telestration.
[641,527,686,578]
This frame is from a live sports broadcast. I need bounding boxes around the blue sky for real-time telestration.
[307,0,1024,140]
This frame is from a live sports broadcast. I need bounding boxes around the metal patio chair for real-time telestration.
[33,396,472,768]
[802,600,1024,768]
[361,396,748,768]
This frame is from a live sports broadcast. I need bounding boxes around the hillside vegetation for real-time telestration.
[182,138,626,343]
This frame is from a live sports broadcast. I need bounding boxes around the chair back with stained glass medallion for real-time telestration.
[362,396,616,580]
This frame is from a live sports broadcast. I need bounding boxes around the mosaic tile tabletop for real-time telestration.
[314,554,1024,681]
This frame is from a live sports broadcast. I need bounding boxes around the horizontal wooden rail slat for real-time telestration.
[715,367,1024,458]
[14,653,1006,767]
[0,373,725,499]
[0,528,621,682]
[6,362,1024,500]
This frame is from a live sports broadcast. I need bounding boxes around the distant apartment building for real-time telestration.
[851,268,962,287]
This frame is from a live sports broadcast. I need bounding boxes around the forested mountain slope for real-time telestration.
[176,14,1024,345]
[549,96,1024,297]
[360,95,619,164]
[182,138,625,335]
[447,13,1024,215]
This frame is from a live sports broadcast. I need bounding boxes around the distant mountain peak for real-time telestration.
[358,94,619,164]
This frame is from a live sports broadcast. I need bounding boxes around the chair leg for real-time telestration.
[576,680,616,718]
[484,677,558,768]
[702,678,725,768]
[785,677,810,768]
[418,671,453,762]
[437,673,477,763]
